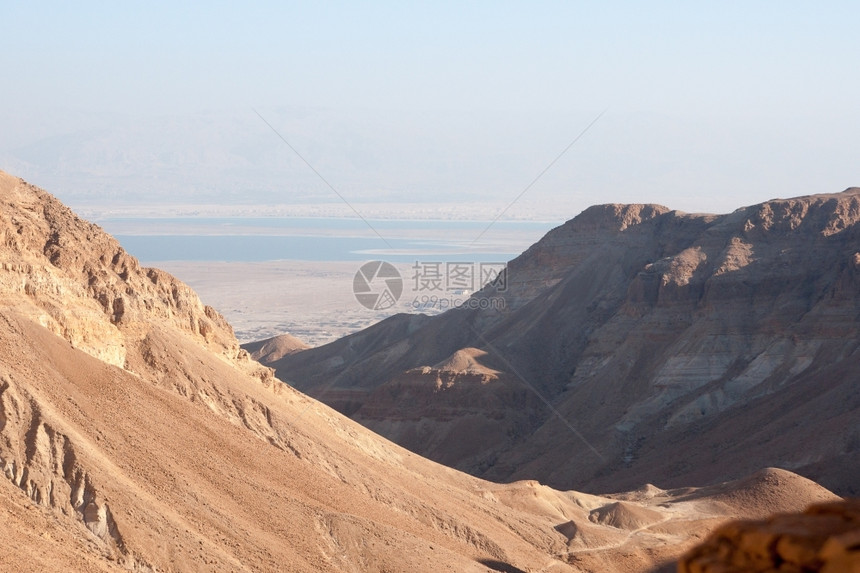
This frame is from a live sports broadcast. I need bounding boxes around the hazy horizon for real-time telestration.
[2,2,858,220]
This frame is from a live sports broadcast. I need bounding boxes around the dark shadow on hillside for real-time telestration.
[477,559,527,573]
[650,561,676,573]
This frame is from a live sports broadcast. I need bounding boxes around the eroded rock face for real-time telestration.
[269,188,860,495]
[678,499,860,573]
[0,171,244,367]
[0,374,124,552]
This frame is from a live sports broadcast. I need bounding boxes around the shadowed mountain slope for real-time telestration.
[266,191,860,497]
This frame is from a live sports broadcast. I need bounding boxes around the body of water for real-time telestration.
[106,217,559,263]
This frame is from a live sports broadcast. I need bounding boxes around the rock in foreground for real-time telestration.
[679,499,860,572]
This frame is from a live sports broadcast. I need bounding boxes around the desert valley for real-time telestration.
[1,169,858,572]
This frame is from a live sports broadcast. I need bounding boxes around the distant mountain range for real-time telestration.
[261,189,860,498]
[5,107,839,217]
[0,108,598,209]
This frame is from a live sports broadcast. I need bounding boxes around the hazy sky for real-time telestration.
[2,1,858,217]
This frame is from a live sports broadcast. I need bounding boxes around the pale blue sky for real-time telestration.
[1,1,858,216]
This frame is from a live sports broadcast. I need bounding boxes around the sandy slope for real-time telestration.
[0,170,843,572]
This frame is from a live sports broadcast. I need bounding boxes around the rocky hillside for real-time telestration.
[3,171,844,571]
[0,172,247,371]
[267,189,860,497]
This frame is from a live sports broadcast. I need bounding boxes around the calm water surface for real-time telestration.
[105,217,559,263]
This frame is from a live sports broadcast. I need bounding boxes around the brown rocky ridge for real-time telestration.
[0,173,845,572]
[263,191,860,497]
[679,498,860,572]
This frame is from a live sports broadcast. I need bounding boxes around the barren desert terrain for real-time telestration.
[1,170,856,572]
